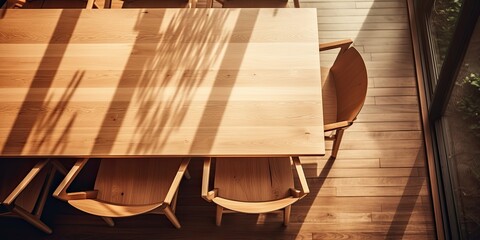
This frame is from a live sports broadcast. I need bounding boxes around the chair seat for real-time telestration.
[202,157,308,226]
[222,0,289,8]
[212,196,298,214]
[68,199,164,217]
[122,0,190,8]
[214,157,294,202]
[41,0,89,8]
[55,158,190,229]
[93,158,182,206]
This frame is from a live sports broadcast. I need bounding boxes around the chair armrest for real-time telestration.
[324,121,352,132]
[319,39,353,52]
[53,158,90,201]
[201,158,213,201]
[291,157,309,197]
[3,159,49,205]
[164,158,191,205]
[289,188,301,198]
[64,191,98,201]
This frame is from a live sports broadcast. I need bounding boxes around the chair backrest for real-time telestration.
[214,157,293,202]
[41,0,89,8]
[94,158,181,205]
[122,0,192,8]
[330,47,368,123]
[219,0,297,8]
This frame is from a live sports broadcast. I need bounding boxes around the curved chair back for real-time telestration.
[94,158,179,205]
[214,157,294,202]
[202,157,308,226]
[54,158,190,229]
[330,47,368,123]
[216,0,299,8]
[121,0,196,8]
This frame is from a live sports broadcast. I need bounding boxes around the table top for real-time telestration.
[0,8,324,158]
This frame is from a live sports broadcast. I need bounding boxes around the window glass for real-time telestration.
[429,0,463,84]
[443,18,480,239]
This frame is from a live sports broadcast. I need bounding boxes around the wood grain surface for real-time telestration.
[0,0,437,239]
[0,8,324,157]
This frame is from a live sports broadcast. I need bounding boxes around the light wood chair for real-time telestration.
[202,157,309,226]
[212,0,299,8]
[319,39,368,159]
[0,159,67,234]
[53,158,190,229]
[3,0,93,9]
[116,0,197,8]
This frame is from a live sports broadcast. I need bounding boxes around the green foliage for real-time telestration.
[455,72,480,238]
[431,0,463,62]
[456,73,480,138]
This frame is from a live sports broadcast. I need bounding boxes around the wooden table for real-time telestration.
[0,8,324,158]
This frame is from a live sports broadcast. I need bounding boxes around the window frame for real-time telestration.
[415,0,480,239]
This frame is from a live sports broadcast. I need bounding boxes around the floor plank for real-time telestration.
[0,0,436,239]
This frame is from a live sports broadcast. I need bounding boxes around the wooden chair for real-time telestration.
[212,0,299,8]
[0,159,67,234]
[53,158,190,229]
[3,0,92,9]
[202,157,309,226]
[117,0,196,8]
[319,39,368,159]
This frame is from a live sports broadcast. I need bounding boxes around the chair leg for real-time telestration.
[164,205,181,229]
[34,166,56,217]
[12,206,52,234]
[171,189,179,213]
[102,217,114,227]
[216,205,223,226]
[283,205,291,226]
[331,129,345,159]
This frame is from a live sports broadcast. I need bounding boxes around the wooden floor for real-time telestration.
[0,0,436,239]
